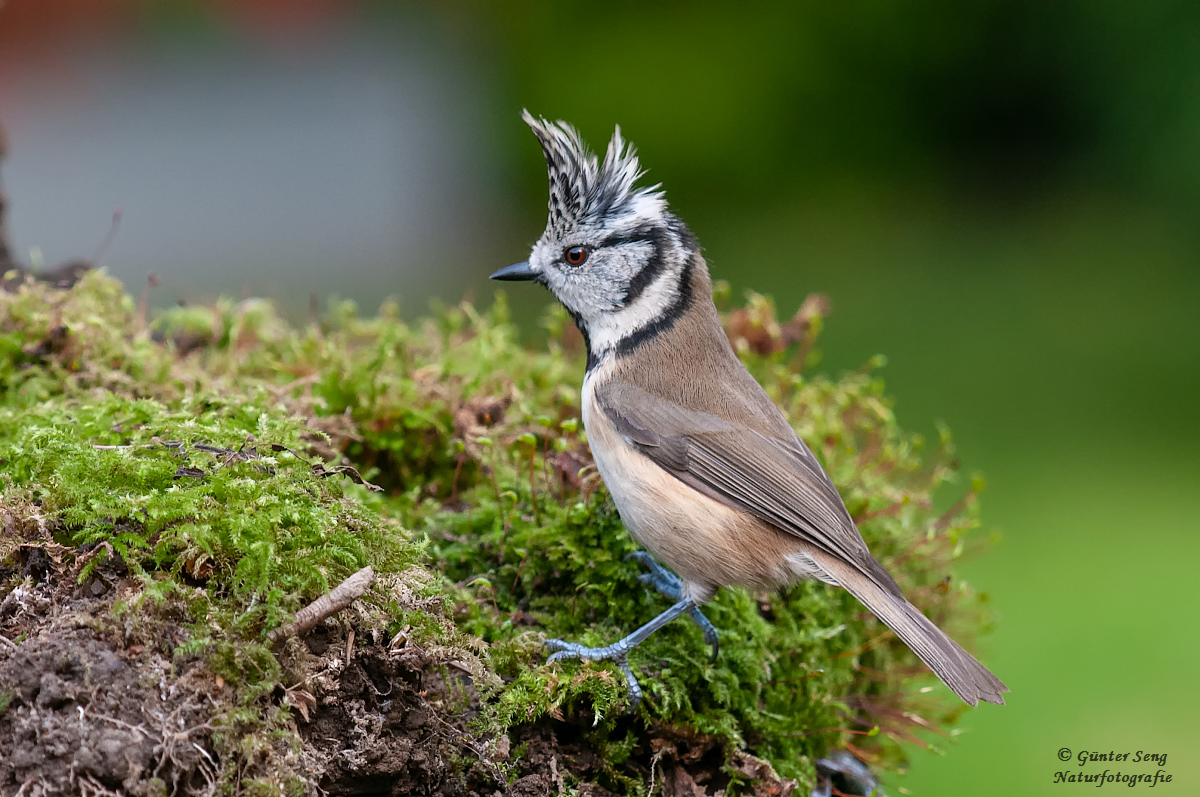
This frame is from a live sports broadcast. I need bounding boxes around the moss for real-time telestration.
[0,270,999,795]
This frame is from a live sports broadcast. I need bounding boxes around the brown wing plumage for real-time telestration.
[594,378,902,596]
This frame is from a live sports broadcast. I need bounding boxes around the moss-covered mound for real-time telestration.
[0,270,997,796]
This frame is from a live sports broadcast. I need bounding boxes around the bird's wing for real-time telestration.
[594,377,903,597]
[594,375,1009,705]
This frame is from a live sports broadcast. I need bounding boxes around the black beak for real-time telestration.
[490,261,538,281]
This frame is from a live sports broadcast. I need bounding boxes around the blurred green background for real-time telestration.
[3,2,1198,793]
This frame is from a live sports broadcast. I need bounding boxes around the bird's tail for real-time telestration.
[814,553,1008,706]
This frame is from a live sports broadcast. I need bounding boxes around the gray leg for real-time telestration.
[544,597,695,708]
[626,551,719,661]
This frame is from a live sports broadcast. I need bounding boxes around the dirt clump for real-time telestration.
[0,619,217,796]
[293,626,465,796]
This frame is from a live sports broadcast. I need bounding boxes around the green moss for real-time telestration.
[1,393,389,598]
[0,270,999,795]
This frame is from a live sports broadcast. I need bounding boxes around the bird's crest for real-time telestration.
[522,110,664,233]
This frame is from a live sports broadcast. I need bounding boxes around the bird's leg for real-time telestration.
[627,550,683,597]
[626,551,719,661]
[544,597,694,708]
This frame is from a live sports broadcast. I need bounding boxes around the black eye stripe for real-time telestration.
[599,223,658,248]
[615,252,696,358]
[620,224,672,306]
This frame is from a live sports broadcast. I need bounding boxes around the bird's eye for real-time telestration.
[564,245,589,266]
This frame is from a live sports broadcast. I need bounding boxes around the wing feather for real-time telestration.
[595,378,902,597]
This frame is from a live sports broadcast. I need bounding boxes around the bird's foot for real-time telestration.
[544,638,643,707]
[543,595,698,708]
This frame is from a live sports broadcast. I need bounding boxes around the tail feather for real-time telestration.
[814,552,1008,706]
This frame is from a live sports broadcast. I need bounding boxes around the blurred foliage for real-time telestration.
[366,0,1200,214]
[118,0,1200,209]
[1,270,1000,794]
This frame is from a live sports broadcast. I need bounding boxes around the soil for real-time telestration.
[0,545,473,797]
[293,627,463,796]
[0,550,805,797]
[0,553,220,797]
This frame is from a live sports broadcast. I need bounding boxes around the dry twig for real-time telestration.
[268,566,376,643]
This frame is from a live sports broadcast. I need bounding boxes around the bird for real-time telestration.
[491,110,1008,709]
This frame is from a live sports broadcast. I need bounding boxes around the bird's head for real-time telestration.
[493,111,698,360]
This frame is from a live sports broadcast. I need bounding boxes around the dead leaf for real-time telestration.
[284,686,317,722]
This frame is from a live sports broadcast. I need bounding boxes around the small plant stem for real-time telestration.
[528,443,541,525]
[489,445,501,505]
[450,453,465,502]
[541,435,553,502]
[787,725,878,738]
[512,552,528,592]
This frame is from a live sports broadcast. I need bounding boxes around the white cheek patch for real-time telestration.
[587,262,681,353]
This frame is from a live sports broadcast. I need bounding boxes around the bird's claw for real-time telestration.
[543,638,597,662]
[543,637,643,708]
[693,610,719,662]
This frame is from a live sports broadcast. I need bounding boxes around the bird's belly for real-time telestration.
[582,381,802,599]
